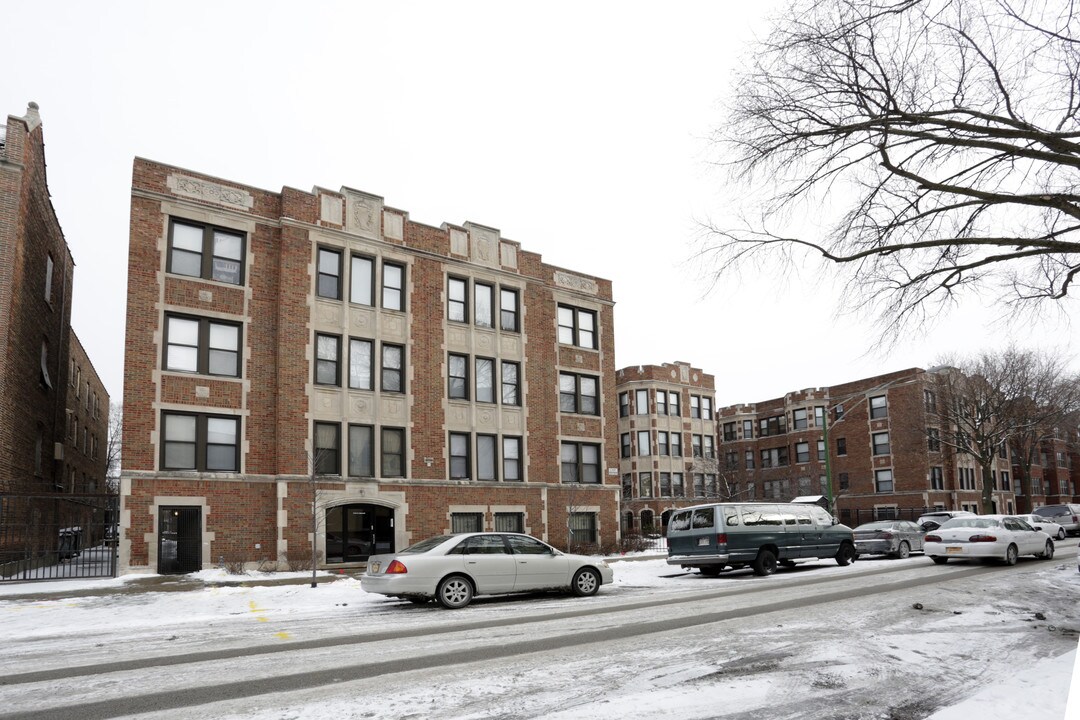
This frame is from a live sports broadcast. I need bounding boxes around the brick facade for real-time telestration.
[713,367,1068,527]
[62,332,110,493]
[0,103,109,494]
[614,362,718,533]
[121,159,619,574]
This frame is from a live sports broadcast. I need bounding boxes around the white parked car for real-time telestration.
[924,515,1054,565]
[361,532,614,608]
[1016,513,1066,541]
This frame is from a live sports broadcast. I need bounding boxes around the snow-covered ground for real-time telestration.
[1,549,1078,719]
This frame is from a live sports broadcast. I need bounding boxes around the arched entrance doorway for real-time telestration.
[325,503,394,564]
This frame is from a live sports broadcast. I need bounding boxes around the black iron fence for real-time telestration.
[0,493,119,582]
[837,506,941,527]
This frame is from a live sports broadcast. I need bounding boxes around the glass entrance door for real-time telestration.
[158,506,202,574]
[325,504,394,563]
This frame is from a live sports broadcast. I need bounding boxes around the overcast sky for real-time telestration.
[5,1,1077,405]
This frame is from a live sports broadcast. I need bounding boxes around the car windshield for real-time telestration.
[940,518,1000,529]
[856,522,896,531]
[1032,506,1066,517]
[400,535,455,553]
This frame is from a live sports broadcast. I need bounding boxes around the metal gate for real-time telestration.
[0,493,119,582]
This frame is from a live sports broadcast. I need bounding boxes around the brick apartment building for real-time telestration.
[120,159,619,574]
[0,103,110,575]
[614,362,718,533]
[716,368,1029,527]
[1014,429,1078,512]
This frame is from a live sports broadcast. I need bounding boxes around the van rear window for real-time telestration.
[691,507,715,529]
[669,511,692,532]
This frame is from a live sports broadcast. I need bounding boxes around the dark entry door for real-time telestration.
[158,506,202,574]
[325,504,394,563]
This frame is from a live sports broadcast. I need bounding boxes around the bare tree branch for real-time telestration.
[700,0,1080,335]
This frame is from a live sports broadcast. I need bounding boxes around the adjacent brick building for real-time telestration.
[614,362,718,533]
[716,368,1029,527]
[0,103,111,574]
[120,159,619,574]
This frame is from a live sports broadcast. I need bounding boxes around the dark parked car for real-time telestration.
[853,520,925,558]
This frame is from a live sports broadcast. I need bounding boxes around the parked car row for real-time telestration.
[360,503,1076,609]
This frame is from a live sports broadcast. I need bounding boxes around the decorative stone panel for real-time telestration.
[167,174,253,210]
[343,189,383,238]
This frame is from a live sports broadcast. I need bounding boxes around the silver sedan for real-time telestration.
[853,520,925,558]
[361,532,614,608]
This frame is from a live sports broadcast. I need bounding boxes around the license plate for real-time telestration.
[698,538,709,546]
[946,547,963,555]
[371,562,381,573]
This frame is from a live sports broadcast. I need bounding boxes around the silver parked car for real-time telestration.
[853,520,925,558]
[916,510,976,531]
[1016,513,1067,541]
[361,532,614,608]
[1031,504,1080,536]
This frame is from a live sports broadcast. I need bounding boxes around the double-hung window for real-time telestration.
[382,262,405,311]
[449,354,469,399]
[557,305,596,349]
[501,361,520,405]
[168,220,244,285]
[500,288,519,332]
[559,373,598,415]
[314,422,341,474]
[449,432,470,479]
[448,277,468,323]
[656,390,667,415]
[165,315,241,377]
[690,396,701,419]
[381,427,405,477]
[382,344,404,392]
[315,333,341,386]
[560,442,600,483]
[503,437,523,481]
[872,432,891,456]
[317,248,342,299]
[869,395,888,419]
[161,412,239,472]
[668,392,680,416]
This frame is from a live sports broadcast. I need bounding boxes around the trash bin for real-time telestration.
[57,527,83,560]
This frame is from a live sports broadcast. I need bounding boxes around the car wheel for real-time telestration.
[1057,529,1066,541]
[1004,544,1019,566]
[571,567,601,597]
[1039,541,1055,560]
[931,556,948,565]
[835,542,856,566]
[895,541,910,560]
[752,549,777,576]
[436,575,474,609]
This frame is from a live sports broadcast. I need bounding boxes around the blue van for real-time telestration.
[666,501,856,576]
